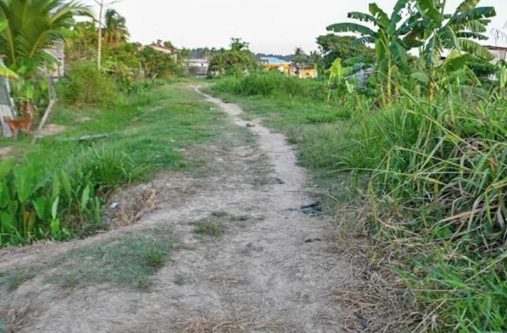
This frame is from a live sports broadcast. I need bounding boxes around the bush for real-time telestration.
[213,71,327,101]
[58,62,121,106]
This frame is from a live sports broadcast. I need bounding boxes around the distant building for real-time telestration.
[188,58,209,77]
[486,45,507,62]
[260,56,318,79]
[147,44,178,61]
[44,40,65,78]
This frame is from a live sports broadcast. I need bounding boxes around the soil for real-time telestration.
[0,87,356,333]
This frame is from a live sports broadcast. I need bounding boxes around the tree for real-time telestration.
[411,0,495,69]
[139,46,181,79]
[208,38,258,76]
[326,0,496,103]
[103,9,129,49]
[0,0,91,77]
[316,34,375,69]
[327,0,416,103]
[230,38,249,51]
[66,21,98,65]
[292,47,308,64]
[0,19,17,79]
[307,51,322,66]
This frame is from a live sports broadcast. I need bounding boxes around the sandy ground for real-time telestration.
[0,88,355,332]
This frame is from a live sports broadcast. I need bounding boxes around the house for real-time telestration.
[486,45,507,62]
[44,40,65,78]
[148,44,178,61]
[188,58,209,77]
[260,56,318,79]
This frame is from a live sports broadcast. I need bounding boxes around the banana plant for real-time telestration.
[327,0,414,104]
[412,0,495,67]
[409,0,496,99]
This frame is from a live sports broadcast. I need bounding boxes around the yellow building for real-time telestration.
[260,57,318,79]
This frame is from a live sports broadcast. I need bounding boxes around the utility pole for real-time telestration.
[93,0,122,70]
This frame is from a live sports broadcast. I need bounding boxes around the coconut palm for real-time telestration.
[0,19,17,78]
[0,0,91,77]
[103,8,129,49]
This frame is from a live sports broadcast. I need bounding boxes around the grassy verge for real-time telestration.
[0,82,224,247]
[209,73,507,332]
[0,228,172,290]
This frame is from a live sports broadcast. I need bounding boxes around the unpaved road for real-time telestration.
[0,87,354,332]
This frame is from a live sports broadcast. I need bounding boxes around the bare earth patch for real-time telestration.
[35,124,67,138]
[0,87,375,332]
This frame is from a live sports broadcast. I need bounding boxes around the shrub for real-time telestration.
[213,71,327,101]
[58,62,120,106]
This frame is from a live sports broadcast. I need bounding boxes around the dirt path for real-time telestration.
[1,87,353,332]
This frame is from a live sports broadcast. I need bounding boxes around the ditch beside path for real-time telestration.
[1,86,355,332]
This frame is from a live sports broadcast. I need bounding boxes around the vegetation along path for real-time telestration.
[0,85,356,332]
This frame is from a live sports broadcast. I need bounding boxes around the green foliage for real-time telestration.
[193,221,225,237]
[215,54,507,332]
[316,34,375,69]
[53,230,172,288]
[0,83,223,248]
[58,61,120,106]
[341,92,507,332]
[213,71,327,101]
[138,46,183,79]
[0,0,91,77]
[208,38,258,76]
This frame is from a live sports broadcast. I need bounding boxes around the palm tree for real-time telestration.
[103,8,129,49]
[0,19,16,78]
[0,0,91,77]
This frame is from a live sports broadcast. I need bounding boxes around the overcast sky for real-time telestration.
[91,0,506,54]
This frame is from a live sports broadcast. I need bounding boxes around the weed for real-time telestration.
[51,229,172,289]
[193,220,225,237]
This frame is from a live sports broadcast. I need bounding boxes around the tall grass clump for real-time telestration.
[213,71,328,101]
[343,92,507,332]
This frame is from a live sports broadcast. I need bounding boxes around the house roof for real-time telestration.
[148,45,176,54]
[260,57,290,65]
[486,45,507,51]
[189,58,209,64]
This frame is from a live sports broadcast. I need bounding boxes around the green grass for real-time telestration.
[52,229,172,289]
[0,82,224,247]
[193,219,225,237]
[210,73,507,332]
[0,228,172,290]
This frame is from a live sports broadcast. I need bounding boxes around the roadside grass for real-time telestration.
[0,82,225,247]
[0,228,172,291]
[51,229,172,289]
[209,74,507,332]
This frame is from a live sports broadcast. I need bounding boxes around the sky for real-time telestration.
[90,0,507,54]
